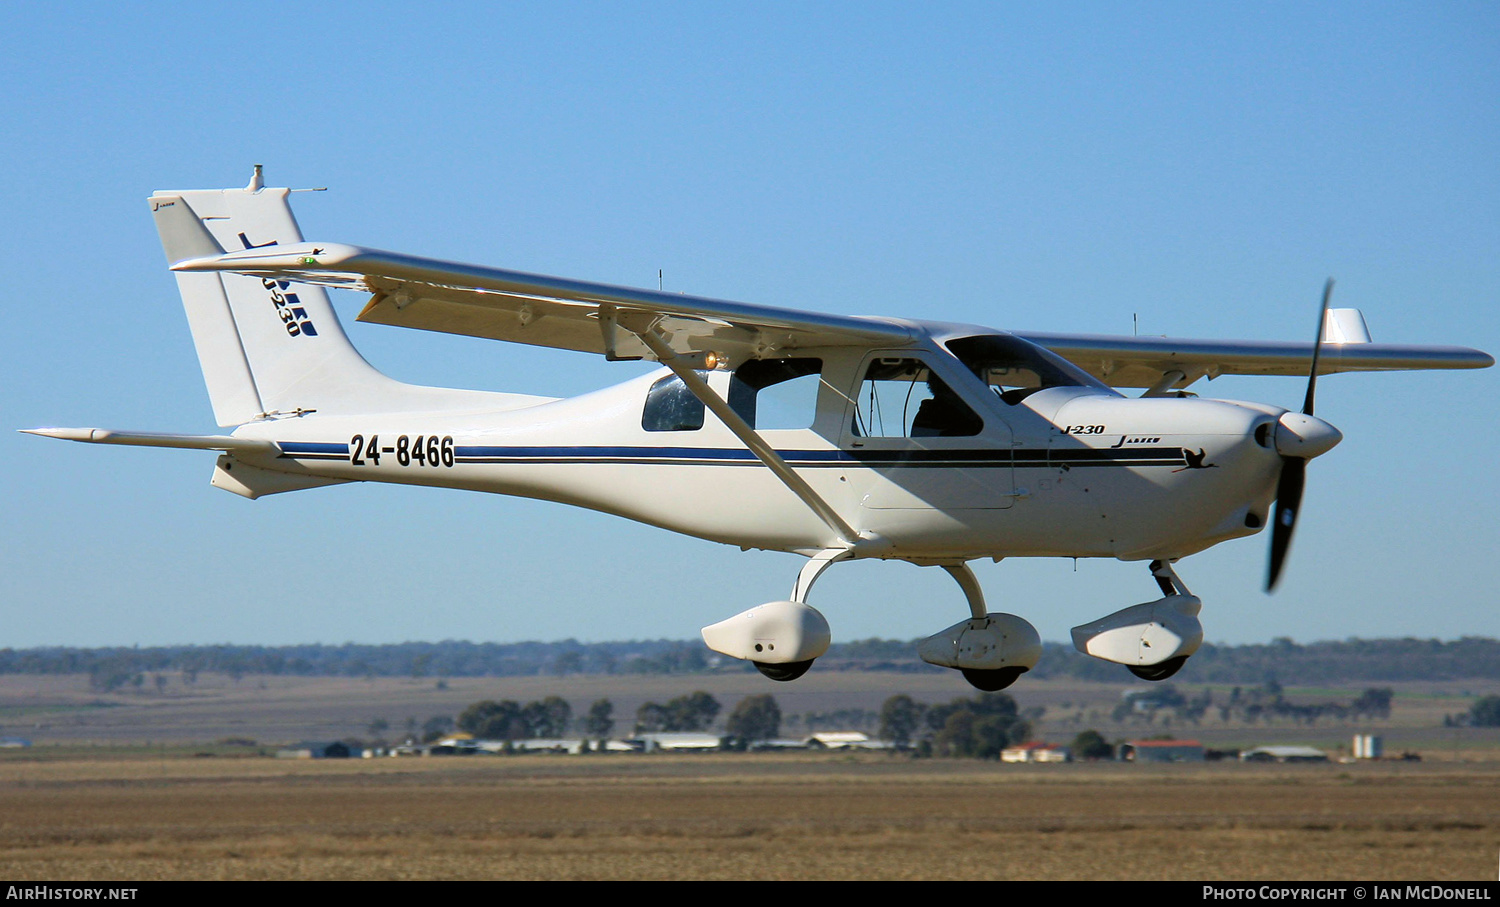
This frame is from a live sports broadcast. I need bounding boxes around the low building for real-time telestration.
[1240,745,1329,763]
[806,732,893,750]
[635,732,721,752]
[1120,739,1205,762]
[508,738,586,755]
[747,737,806,751]
[432,736,483,754]
[276,741,355,759]
[1001,742,1071,763]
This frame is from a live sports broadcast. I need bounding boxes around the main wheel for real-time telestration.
[755,659,814,682]
[960,666,1028,692]
[1127,656,1189,681]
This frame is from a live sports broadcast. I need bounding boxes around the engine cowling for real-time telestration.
[701,600,832,665]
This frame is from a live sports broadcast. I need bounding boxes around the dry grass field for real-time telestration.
[1,672,1496,880]
[0,752,1496,881]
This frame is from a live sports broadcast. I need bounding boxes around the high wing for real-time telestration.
[173,242,1492,386]
[1014,329,1493,389]
[171,242,913,364]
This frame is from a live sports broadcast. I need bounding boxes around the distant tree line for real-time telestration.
[428,691,783,745]
[458,696,576,739]
[0,640,716,690]
[1,635,1496,688]
[879,692,1033,758]
[1456,695,1500,728]
[1106,682,1397,727]
[432,689,1035,758]
[822,637,1500,683]
[1118,637,1500,684]
[634,691,720,733]
[1012,637,1500,684]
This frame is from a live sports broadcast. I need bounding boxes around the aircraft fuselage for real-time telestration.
[226,336,1284,565]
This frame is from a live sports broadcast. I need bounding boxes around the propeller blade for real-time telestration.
[1302,278,1334,416]
[1266,456,1306,591]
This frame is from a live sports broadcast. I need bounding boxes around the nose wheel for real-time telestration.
[755,659,815,682]
[1130,562,1194,681]
[960,666,1029,692]
[1070,560,1204,681]
[1126,655,1189,681]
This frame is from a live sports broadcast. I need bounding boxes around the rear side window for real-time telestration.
[729,358,823,430]
[642,373,706,432]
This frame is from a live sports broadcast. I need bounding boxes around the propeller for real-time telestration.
[1266,279,1343,591]
[1266,457,1306,591]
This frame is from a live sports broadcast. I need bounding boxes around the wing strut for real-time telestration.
[1141,369,1189,397]
[624,318,861,549]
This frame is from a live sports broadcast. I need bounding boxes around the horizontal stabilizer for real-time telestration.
[20,428,279,455]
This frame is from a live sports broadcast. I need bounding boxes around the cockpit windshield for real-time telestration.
[944,334,1116,405]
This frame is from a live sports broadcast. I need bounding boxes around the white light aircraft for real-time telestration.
[25,169,1494,690]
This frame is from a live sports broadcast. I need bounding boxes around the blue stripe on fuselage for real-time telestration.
[274,442,1190,468]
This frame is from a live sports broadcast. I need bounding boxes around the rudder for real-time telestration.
[150,168,397,426]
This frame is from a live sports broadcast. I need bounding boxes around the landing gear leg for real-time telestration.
[792,548,854,604]
[1149,558,1190,597]
[942,563,990,621]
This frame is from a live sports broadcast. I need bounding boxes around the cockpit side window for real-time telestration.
[944,334,1116,404]
[642,373,706,432]
[852,357,982,438]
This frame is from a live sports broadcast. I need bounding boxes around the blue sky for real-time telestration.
[2,3,1496,649]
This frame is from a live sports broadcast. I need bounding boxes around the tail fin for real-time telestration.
[150,168,404,426]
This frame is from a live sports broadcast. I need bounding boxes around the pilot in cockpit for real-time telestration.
[911,375,983,437]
